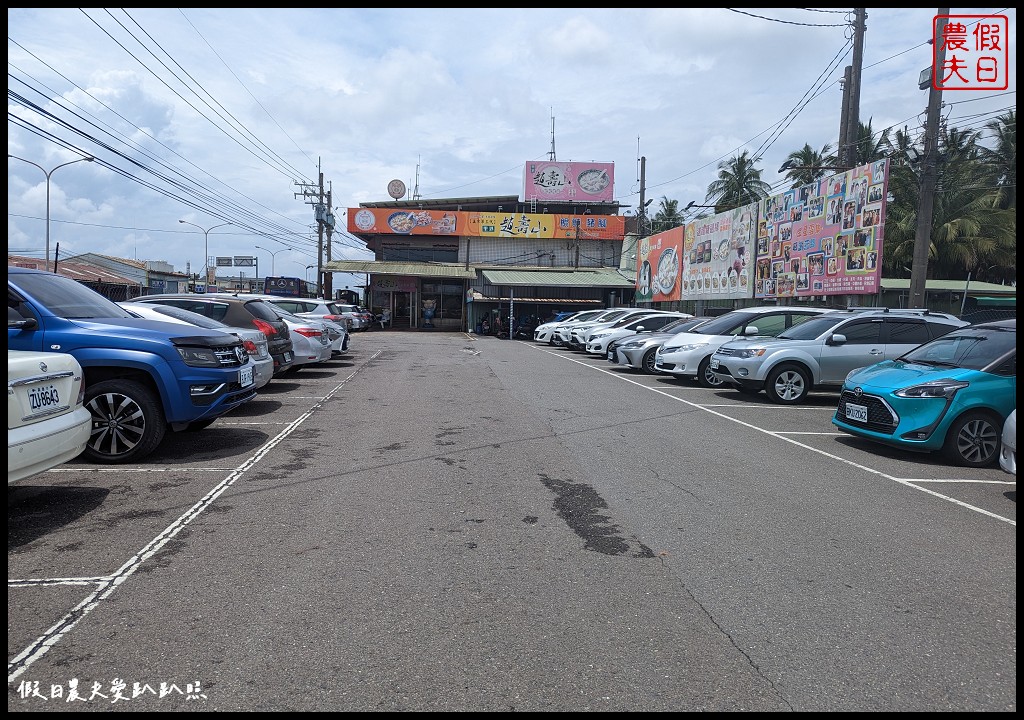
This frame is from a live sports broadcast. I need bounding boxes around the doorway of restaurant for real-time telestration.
[393,292,412,328]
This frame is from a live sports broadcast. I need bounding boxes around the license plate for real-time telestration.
[239,365,254,387]
[283,351,292,362]
[27,383,61,414]
[607,350,615,360]
[709,357,719,370]
[845,403,868,423]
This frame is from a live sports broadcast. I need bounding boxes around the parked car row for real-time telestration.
[531,304,1016,469]
[7,268,352,481]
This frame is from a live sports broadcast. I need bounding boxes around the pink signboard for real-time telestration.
[522,161,614,203]
[755,159,889,299]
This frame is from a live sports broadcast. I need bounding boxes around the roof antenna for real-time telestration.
[548,108,556,161]
[412,155,421,200]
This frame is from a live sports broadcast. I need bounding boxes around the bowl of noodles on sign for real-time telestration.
[656,248,678,294]
[576,168,611,195]
[387,212,417,234]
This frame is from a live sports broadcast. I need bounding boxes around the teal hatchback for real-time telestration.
[832,319,1016,467]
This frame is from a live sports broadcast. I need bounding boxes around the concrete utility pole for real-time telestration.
[909,8,950,309]
[838,65,852,165]
[323,189,333,300]
[844,9,867,168]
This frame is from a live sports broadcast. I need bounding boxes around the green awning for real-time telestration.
[482,268,635,288]
[975,296,1016,307]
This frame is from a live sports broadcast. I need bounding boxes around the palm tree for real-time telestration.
[651,196,684,233]
[849,118,892,166]
[780,142,838,188]
[705,150,772,211]
[976,110,1015,210]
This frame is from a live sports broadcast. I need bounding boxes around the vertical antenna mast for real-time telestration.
[548,108,556,161]
[412,155,421,200]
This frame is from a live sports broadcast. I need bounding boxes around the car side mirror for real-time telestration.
[743,325,758,335]
[828,333,847,346]
[8,317,38,330]
[635,325,646,332]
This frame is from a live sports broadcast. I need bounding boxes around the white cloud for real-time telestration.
[7,7,1016,281]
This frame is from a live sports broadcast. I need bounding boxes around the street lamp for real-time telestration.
[305,264,315,284]
[254,245,287,275]
[179,219,231,291]
[8,153,95,268]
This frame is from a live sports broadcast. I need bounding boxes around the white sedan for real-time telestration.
[8,350,91,484]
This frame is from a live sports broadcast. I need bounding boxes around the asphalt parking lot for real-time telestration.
[8,332,1016,711]
[537,342,1016,524]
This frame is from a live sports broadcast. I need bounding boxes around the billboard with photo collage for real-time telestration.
[754,159,889,299]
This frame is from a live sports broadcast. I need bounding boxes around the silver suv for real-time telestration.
[654,305,831,387]
[709,308,970,404]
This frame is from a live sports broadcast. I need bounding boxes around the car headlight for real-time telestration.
[176,346,222,367]
[675,343,708,352]
[894,379,969,398]
[591,331,611,340]
[620,340,644,349]
[730,348,766,359]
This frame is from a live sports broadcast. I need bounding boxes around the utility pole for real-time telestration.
[294,159,329,298]
[323,189,333,300]
[909,8,949,309]
[838,65,852,166]
[637,155,647,237]
[844,9,867,168]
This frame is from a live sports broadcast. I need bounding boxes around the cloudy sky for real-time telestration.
[7,8,1016,289]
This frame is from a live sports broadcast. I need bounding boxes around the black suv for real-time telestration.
[133,294,294,375]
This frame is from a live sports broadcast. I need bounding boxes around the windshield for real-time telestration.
[662,318,703,334]
[12,272,133,319]
[776,313,848,340]
[902,327,1016,370]
[131,303,228,330]
[690,311,761,336]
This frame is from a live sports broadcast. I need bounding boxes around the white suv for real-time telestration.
[654,305,831,387]
[709,308,969,404]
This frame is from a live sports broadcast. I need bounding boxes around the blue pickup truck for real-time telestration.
[8,267,258,464]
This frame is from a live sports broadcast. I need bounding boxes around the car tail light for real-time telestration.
[324,314,344,322]
[295,327,320,337]
[252,318,277,338]
[241,338,259,354]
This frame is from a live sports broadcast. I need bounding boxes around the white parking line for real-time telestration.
[532,343,1016,527]
[7,351,381,683]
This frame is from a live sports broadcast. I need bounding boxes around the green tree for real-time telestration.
[880,120,1015,283]
[651,196,684,233]
[705,150,772,211]
[977,110,1016,210]
[781,142,838,188]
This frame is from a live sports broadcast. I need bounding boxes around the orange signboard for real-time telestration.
[348,208,625,240]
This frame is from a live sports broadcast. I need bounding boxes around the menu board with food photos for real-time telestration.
[681,205,755,300]
[755,159,889,299]
[635,226,685,303]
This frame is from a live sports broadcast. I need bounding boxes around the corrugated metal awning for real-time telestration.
[325,260,477,279]
[482,268,635,288]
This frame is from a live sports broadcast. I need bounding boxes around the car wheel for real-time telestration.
[185,419,217,432]
[696,357,725,388]
[765,364,810,404]
[84,379,166,463]
[942,411,1002,468]
[642,349,658,374]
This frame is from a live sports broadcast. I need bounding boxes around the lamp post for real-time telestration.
[179,220,231,291]
[305,264,315,284]
[8,154,95,268]
[254,245,287,276]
